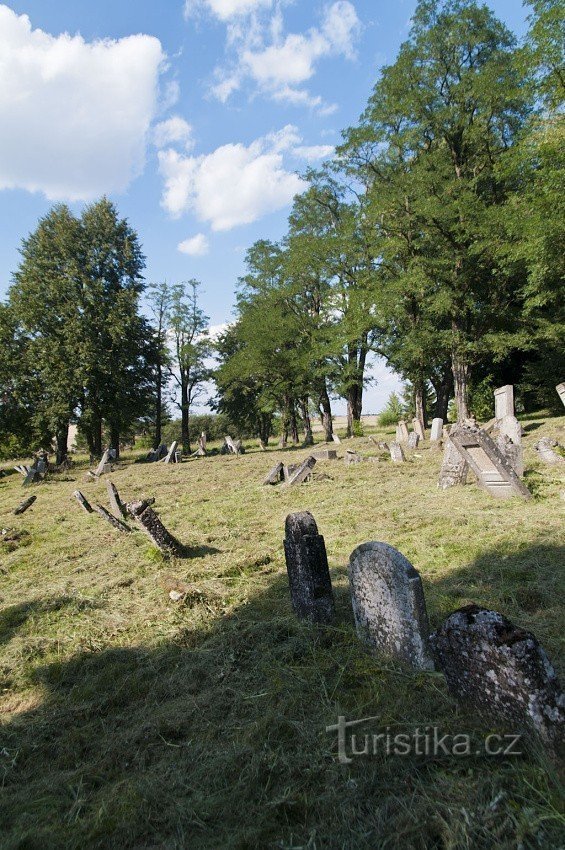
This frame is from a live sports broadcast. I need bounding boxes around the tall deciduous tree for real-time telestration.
[147,282,172,448]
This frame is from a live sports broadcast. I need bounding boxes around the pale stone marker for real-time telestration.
[311,449,337,461]
[431,606,564,751]
[332,433,341,445]
[498,414,522,446]
[344,450,363,465]
[73,490,93,513]
[348,542,435,670]
[197,432,207,456]
[106,480,126,519]
[495,434,524,478]
[284,456,317,486]
[413,418,425,441]
[163,441,178,464]
[430,418,443,442]
[438,426,469,489]
[389,442,405,463]
[407,432,420,450]
[494,385,514,420]
[534,437,565,466]
[556,383,565,407]
[283,511,334,624]
[396,420,409,443]
[94,449,112,477]
[448,426,531,499]
[263,461,285,485]
[224,435,240,455]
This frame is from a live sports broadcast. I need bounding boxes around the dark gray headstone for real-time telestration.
[14,495,36,515]
[283,512,334,624]
[348,542,435,670]
[127,500,184,557]
[431,606,564,751]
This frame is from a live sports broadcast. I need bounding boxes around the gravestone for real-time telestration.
[413,418,425,441]
[449,426,531,499]
[438,427,469,489]
[22,465,40,487]
[73,490,93,513]
[556,383,565,407]
[174,450,182,464]
[498,414,522,446]
[224,435,240,455]
[344,450,363,465]
[389,442,405,463]
[157,443,168,459]
[431,606,564,751]
[430,418,443,442]
[127,500,184,557]
[311,449,337,461]
[396,420,409,443]
[495,434,524,478]
[283,511,334,624]
[108,448,117,460]
[14,495,36,515]
[106,480,126,519]
[534,437,565,466]
[163,441,178,464]
[494,385,514,421]
[146,449,158,462]
[407,432,420,450]
[278,435,287,449]
[332,433,341,445]
[94,449,112,477]
[283,463,300,481]
[284,456,316,486]
[263,461,285,485]
[348,542,435,670]
[93,503,131,533]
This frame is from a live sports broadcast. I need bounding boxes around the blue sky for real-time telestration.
[0,0,529,413]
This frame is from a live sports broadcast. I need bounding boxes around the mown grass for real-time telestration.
[0,415,564,849]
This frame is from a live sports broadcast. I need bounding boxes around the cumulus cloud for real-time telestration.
[0,5,164,201]
[157,127,307,230]
[293,144,334,162]
[178,233,210,256]
[208,1,360,110]
[184,0,273,22]
[152,116,193,149]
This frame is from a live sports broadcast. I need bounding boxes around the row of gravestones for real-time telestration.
[283,511,564,753]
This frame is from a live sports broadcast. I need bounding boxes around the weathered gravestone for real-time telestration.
[146,449,158,462]
[284,456,317,487]
[494,384,514,421]
[407,432,420,450]
[495,434,524,478]
[197,432,207,456]
[449,426,531,499]
[430,605,564,751]
[73,490,93,513]
[413,418,425,441]
[534,437,565,466]
[430,418,443,442]
[311,449,337,461]
[162,441,178,464]
[348,542,435,670]
[224,435,240,455]
[14,495,36,515]
[438,426,469,489]
[157,443,168,460]
[498,414,522,446]
[389,442,405,463]
[94,449,112,478]
[106,480,126,519]
[127,500,184,557]
[93,503,131,533]
[344,449,363,465]
[332,433,341,445]
[263,461,285,485]
[396,420,409,443]
[283,463,300,481]
[22,464,40,487]
[283,511,334,624]
[556,382,565,408]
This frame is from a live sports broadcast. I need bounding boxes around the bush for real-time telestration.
[377,392,405,427]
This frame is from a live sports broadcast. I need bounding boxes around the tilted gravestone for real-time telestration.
[413,418,425,441]
[348,542,435,670]
[106,480,126,519]
[127,500,184,557]
[494,384,514,421]
[94,449,112,477]
[283,511,334,624]
[224,435,240,455]
[332,433,341,445]
[283,463,300,481]
[73,490,93,513]
[430,418,443,442]
[263,461,285,485]
[197,432,207,456]
[556,382,565,408]
[431,605,564,751]
[534,437,565,466]
[157,443,168,459]
[14,495,36,515]
[162,441,178,464]
[389,442,405,463]
[438,426,469,489]
[93,503,131,533]
[407,432,420,450]
[284,456,317,486]
[448,426,531,499]
[311,449,337,461]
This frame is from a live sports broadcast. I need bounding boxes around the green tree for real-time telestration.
[146,282,173,448]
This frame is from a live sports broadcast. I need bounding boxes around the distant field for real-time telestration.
[0,414,564,848]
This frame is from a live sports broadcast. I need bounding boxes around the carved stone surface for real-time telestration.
[106,480,126,518]
[163,441,178,464]
[283,511,334,624]
[431,605,564,751]
[494,385,514,420]
[430,418,444,442]
[94,449,112,477]
[438,426,469,489]
[73,490,93,513]
[93,503,131,533]
[263,461,285,485]
[498,414,522,446]
[311,449,337,461]
[396,420,409,443]
[127,500,184,556]
[413,418,425,441]
[349,542,434,670]
[495,435,524,478]
[449,426,531,499]
[534,437,565,466]
[556,382,565,408]
[407,432,420,450]
[332,433,341,444]
[285,456,316,486]
[14,495,36,515]
[389,442,405,463]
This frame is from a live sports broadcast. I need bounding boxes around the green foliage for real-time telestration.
[378,392,405,427]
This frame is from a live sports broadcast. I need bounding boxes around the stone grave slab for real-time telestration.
[448,426,531,499]
[283,511,334,624]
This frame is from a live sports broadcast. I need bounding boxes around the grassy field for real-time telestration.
[0,415,564,849]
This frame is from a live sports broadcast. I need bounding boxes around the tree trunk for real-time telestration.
[431,366,453,421]
[318,383,333,442]
[110,424,120,460]
[259,413,271,445]
[452,353,470,422]
[55,423,69,466]
[154,362,162,449]
[93,414,103,457]
[414,380,426,429]
[300,397,313,445]
[289,402,300,445]
[345,339,367,436]
[346,385,363,436]
[181,381,190,454]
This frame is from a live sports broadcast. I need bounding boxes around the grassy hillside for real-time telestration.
[0,415,564,849]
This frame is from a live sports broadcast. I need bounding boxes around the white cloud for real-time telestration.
[293,144,334,162]
[152,116,193,149]
[178,233,210,256]
[158,128,306,230]
[0,5,164,201]
[209,1,360,110]
[184,0,272,22]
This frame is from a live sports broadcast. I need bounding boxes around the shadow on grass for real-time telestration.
[0,596,103,648]
[0,548,562,849]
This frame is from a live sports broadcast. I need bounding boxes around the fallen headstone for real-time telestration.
[407,432,420,450]
[556,382,565,408]
[430,418,443,442]
[284,456,317,487]
[534,437,565,466]
[73,490,93,513]
[263,461,285,485]
[344,450,363,465]
[93,503,131,533]
[14,495,36,515]
[494,384,514,421]
[348,542,435,670]
[283,511,334,624]
[389,442,405,463]
[22,465,40,487]
[449,425,531,499]
[106,480,126,519]
[438,426,469,489]
[127,500,184,557]
[431,605,564,752]
[283,463,300,481]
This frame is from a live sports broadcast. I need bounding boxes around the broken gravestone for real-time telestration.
[556,382,565,408]
[127,500,184,557]
[344,450,363,465]
[73,490,93,513]
[438,426,469,489]
[197,431,207,456]
[534,437,565,466]
[94,449,112,478]
[389,442,405,463]
[284,456,317,487]
[283,463,300,481]
[430,605,564,752]
[430,418,443,442]
[92,503,131,533]
[407,432,420,450]
[348,542,435,670]
[449,425,531,499]
[283,511,334,624]
[163,441,178,464]
[413,418,425,441]
[263,461,285,485]
[495,434,524,478]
